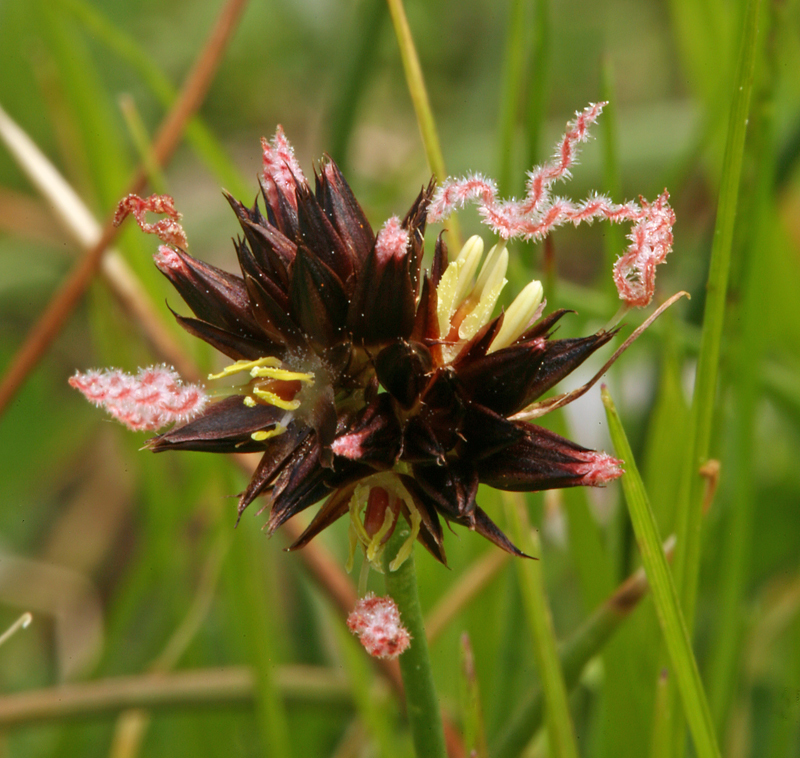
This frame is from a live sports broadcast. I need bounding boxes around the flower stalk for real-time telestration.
[382,530,447,758]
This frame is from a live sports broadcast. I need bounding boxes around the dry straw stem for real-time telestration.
[0,666,351,727]
[0,0,249,416]
[0,105,193,376]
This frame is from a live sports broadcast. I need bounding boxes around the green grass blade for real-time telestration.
[62,0,249,198]
[385,0,445,184]
[327,0,387,170]
[707,0,775,730]
[496,0,528,195]
[460,633,488,758]
[523,0,549,168]
[503,493,580,758]
[491,532,674,758]
[667,1,761,751]
[602,387,721,758]
[672,0,761,626]
[226,526,292,758]
[385,0,460,249]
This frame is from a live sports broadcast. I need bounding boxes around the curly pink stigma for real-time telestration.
[428,103,675,307]
[69,365,206,432]
[612,191,676,307]
[261,126,306,211]
[114,194,188,249]
[375,216,409,264]
[347,593,411,659]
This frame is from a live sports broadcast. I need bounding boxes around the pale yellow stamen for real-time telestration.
[488,279,544,353]
[436,235,484,338]
[453,235,484,305]
[459,245,509,340]
[251,388,301,411]
[250,366,315,383]
[250,426,286,442]
[473,242,507,296]
[208,356,281,380]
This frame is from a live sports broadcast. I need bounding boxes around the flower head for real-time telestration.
[73,112,636,569]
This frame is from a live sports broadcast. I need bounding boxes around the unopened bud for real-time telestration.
[489,279,544,353]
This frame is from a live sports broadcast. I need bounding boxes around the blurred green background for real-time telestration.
[1,0,799,756]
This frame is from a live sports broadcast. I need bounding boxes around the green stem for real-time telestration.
[383,531,447,758]
[386,0,461,250]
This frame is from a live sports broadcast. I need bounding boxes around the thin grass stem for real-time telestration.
[503,492,580,758]
[602,386,721,758]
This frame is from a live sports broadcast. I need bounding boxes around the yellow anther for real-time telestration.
[453,235,484,305]
[488,279,545,353]
[250,366,315,384]
[459,244,509,340]
[459,277,507,340]
[252,388,301,411]
[250,426,286,442]
[473,243,508,299]
[208,356,281,381]
[436,235,484,338]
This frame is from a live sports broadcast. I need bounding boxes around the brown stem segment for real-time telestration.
[0,0,249,417]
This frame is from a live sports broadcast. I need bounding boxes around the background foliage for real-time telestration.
[1,0,799,756]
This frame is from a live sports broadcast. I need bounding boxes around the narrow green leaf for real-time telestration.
[708,0,775,730]
[226,526,292,758]
[460,632,488,758]
[503,492,579,758]
[385,0,460,248]
[492,530,674,758]
[602,387,721,758]
[496,0,528,195]
[672,0,761,627]
[668,1,761,751]
[523,0,550,168]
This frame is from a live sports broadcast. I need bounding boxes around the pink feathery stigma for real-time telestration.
[261,126,306,211]
[612,191,676,307]
[375,216,410,264]
[427,103,675,305]
[153,244,184,273]
[331,433,364,460]
[572,450,625,486]
[347,593,411,659]
[114,194,188,249]
[428,102,606,228]
[69,365,207,432]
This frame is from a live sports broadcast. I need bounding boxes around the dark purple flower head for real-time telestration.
[69,113,654,571]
